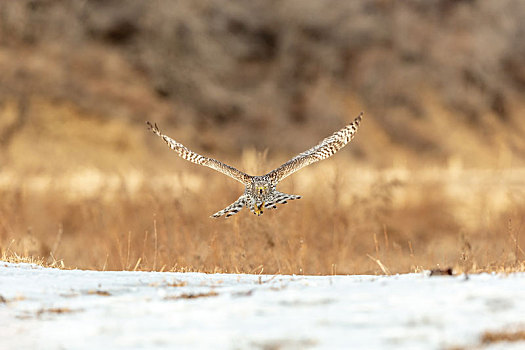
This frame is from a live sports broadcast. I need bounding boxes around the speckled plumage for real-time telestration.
[147,112,362,218]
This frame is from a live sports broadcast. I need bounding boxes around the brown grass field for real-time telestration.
[1,1,525,275]
[0,96,524,276]
[1,160,524,275]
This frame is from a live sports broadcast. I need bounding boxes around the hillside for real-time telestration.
[1,0,525,172]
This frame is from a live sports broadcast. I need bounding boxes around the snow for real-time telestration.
[1,262,524,349]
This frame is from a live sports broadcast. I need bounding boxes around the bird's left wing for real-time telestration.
[266,112,363,183]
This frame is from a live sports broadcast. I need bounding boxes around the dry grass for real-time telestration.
[1,158,524,275]
[36,307,79,316]
[451,326,525,349]
[165,291,219,300]
[86,290,111,296]
[1,1,525,277]
[1,249,64,269]
[1,97,523,275]
[481,328,525,344]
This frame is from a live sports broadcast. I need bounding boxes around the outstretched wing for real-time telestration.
[147,122,251,185]
[267,112,363,183]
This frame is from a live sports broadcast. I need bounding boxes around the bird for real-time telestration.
[146,112,363,218]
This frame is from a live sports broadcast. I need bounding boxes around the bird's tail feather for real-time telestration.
[265,191,301,208]
[211,195,247,218]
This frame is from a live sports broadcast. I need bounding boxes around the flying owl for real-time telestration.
[147,112,363,218]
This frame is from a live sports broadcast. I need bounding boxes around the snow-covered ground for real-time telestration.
[1,262,524,350]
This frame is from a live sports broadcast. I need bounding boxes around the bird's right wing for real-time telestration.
[147,122,251,185]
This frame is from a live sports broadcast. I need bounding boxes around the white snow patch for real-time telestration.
[1,261,524,349]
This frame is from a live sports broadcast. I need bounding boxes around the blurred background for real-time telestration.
[1,0,524,274]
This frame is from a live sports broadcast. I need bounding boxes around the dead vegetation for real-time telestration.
[86,290,111,297]
[36,307,81,316]
[449,326,525,349]
[165,291,219,300]
[0,1,525,275]
[166,280,188,288]
[2,1,525,170]
[481,328,525,344]
[1,163,524,275]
